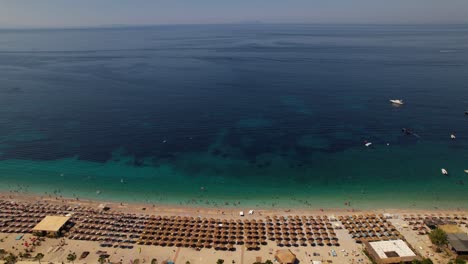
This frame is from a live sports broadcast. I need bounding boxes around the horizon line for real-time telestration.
[1,21,468,31]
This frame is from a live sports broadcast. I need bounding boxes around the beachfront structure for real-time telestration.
[363,239,420,264]
[274,249,297,264]
[447,233,468,260]
[32,216,70,237]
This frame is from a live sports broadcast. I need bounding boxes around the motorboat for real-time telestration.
[365,142,372,147]
[441,168,448,175]
[402,128,413,135]
[401,128,420,138]
[390,99,404,105]
[450,134,456,139]
[464,170,468,174]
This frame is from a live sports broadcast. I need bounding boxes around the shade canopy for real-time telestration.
[275,249,297,264]
[448,233,468,253]
[32,216,70,232]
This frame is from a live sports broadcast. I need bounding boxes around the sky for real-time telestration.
[1,0,468,28]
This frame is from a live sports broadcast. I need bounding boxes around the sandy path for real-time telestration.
[173,247,181,263]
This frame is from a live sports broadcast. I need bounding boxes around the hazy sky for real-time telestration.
[1,0,468,28]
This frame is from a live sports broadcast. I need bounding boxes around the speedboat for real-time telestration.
[402,128,413,135]
[365,142,372,147]
[441,169,448,175]
[390,99,404,105]
[464,170,468,174]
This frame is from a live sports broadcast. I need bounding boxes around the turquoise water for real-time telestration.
[1,142,466,209]
[0,24,467,209]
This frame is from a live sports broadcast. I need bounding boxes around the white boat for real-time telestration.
[390,99,404,105]
[365,142,372,147]
[441,169,448,175]
[450,134,456,139]
[464,170,468,174]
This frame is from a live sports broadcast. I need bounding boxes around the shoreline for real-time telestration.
[2,191,467,217]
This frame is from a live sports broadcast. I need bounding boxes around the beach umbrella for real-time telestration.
[227,244,235,251]
[202,242,211,248]
[195,241,203,248]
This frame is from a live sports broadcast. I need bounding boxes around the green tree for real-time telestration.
[412,258,434,264]
[265,261,274,264]
[34,253,45,264]
[186,261,191,264]
[448,259,467,264]
[98,255,107,264]
[4,253,18,264]
[67,252,77,264]
[217,259,225,264]
[151,259,158,264]
[428,228,448,246]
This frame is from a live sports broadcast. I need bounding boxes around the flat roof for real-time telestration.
[447,233,468,252]
[275,249,297,263]
[368,240,416,259]
[32,216,70,232]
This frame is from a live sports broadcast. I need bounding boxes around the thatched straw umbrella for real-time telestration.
[203,242,212,248]
[195,241,203,248]
[213,243,221,250]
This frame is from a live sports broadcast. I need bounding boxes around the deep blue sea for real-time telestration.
[0,24,467,209]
